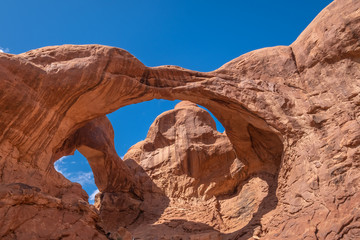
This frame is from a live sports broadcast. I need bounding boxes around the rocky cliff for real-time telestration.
[0,0,359,239]
[114,101,273,239]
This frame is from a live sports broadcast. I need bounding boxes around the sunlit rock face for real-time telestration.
[0,0,360,239]
[124,101,242,200]
[112,101,272,239]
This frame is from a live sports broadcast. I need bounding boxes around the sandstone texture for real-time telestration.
[125,100,242,200]
[0,0,359,239]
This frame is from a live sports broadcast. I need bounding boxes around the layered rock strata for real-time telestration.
[110,101,272,239]
[0,0,359,239]
[124,101,242,200]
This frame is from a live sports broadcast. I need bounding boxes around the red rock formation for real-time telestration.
[124,101,242,200]
[111,101,271,239]
[0,0,359,239]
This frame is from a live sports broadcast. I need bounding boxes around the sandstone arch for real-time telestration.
[0,0,359,239]
[47,46,285,192]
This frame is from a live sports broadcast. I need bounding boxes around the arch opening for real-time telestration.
[52,96,283,238]
[44,47,285,236]
[54,151,98,204]
[53,99,228,204]
[52,97,284,197]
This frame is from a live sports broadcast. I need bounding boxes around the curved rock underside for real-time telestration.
[0,0,359,239]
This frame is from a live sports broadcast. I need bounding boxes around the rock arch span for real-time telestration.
[46,44,284,194]
[0,0,359,239]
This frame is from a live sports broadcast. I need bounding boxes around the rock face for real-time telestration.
[0,0,359,239]
[125,101,242,200]
[113,101,272,239]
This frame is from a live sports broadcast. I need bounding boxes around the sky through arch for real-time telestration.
[4,0,334,203]
[55,99,225,203]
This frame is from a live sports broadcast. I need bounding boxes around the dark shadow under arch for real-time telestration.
[53,97,283,238]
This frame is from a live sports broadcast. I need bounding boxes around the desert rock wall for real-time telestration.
[0,0,359,239]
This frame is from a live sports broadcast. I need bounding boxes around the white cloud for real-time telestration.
[0,47,9,53]
[54,156,95,186]
[89,189,100,201]
[54,156,68,175]
[55,155,98,205]
[68,171,94,186]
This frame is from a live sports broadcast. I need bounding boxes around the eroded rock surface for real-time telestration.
[124,101,242,200]
[109,101,265,239]
[0,0,359,239]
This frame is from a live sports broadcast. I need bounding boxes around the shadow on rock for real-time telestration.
[223,173,279,240]
[96,158,170,234]
[131,219,222,240]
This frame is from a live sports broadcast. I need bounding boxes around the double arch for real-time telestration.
[38,45,285,193]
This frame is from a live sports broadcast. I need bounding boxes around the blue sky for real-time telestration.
[1,0,333,203]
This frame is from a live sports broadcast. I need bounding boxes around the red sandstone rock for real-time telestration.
[124,101,242,200]
[0,0,359,239]
[108,101,262,238]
